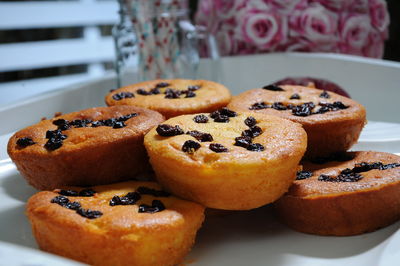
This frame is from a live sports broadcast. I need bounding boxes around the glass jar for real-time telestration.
[113,0,219,87]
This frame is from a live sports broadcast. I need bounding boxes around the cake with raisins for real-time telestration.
[105,79,231,118]
[227,85,366,159]
[26,181,205,266]
[144,108,307,210]
[8,106,164,190]
[275,151,400,236]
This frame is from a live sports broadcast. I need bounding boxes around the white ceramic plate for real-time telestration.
[1,53,399,266]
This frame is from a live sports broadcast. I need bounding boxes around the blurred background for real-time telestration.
[0,0,398,105]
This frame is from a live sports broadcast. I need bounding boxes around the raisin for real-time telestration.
[91,121,104,127]
[44,138,64,151]
[290,93,301,100]
[137,88,151,95]
[247,143,265,152]
[16,137,35,148]
[112,121,126,129]
[70,119,91,128]
[209,110,220,119]
[51,195,69,206]
[244,116,257,127]
[234,136,252,148]
[117,113,138,122]
[209,143,228,153]
[186,130,213,142]
[184,90,196,98]
[59,190,79,196]
[76,208,103,219]
[79,189,96,197]
[296,171,313,180]
[52,119,69,130]
[319,91,330,98]
[45,129,67,140]
[219,107,237,117]
[109,195,137,206]
[242,126,262,138]
[156,124,184,136]
[182,140,201,153]
[263,84,284,91]
[137,187,170,197]
[155,82,170,88]
[213,114,230,123]
[193,114,209,123]
[292,102,315,116]
[112,92,135,100]
[271,102,287,111]
[188,85,201,91]
[138,200,165,213]
[249,102,269,110]
[381,163,400,170]
[65,201,82,210]
[164,88,181,99]
[150,87,161,95]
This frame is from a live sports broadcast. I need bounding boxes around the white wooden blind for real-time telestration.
[0,0,119,106]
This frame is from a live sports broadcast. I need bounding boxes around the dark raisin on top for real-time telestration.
[45,129,67,140]
[263,84,285,91]
[209,143,228,153]
[213,114,230,123]
[244,116,257,127]
[291,102,315,117]
[44,137,64,151]
[296,171,313,180]
[112,92,135,101]
[218,107,237,117]
[246,143,265,152]
[271,102,287,111]
[249,102,269,110]
[182,140,201,154]
[109,191,141,206]
[51,195,70,206]
[137,88,151,95]
[16,137,36,148]
[138,200,166,214]
[76,208,103,219]
[234,136,252,148]
[318,173,362,182]
[52,119,68,127]
[137,186,170,197]
[242,126,262,138]
[79,188,96,197]
[184,90,196,98]
[164,88,182,99]
[59,190,79,196]
[156,124,184,137]
[188,85,201,91]
[290,93,301,100]
[186,130,213,142]
[193,114,209,123]
[319,91,330,98]
[155,82,170,88]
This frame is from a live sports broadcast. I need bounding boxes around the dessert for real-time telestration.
[144,108,307,210]
[8,106,164,190]
[26,181,205,266]
[227,84,366,158]
[105,79,232,118]
[275,151,400,236]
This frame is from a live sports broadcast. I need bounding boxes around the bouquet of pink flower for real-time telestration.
[195,0,389,58]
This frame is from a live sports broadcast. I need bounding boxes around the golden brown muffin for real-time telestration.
[26,181,205,266]
[144,108,307,210]
[8,106,164,190]
[275,151,400,236]
[227,84,366,159]
[105,79,231,118]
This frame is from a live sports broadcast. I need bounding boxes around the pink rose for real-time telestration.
[237,8,288,50]
[213,0,246,20]
[347,0,369,13]
[310,0,346,11]
[266,0,307,13]
[339,13,371,54]
[362,28,385,58]
[369,0,390,32]
[289,4,338,45]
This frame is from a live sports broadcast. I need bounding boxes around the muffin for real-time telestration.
[105,79,231,118]
[26,181,205,266]
[275,151,400,236]
[227,84,366,159]
[144,108,307,210]
[8,106,164,190]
